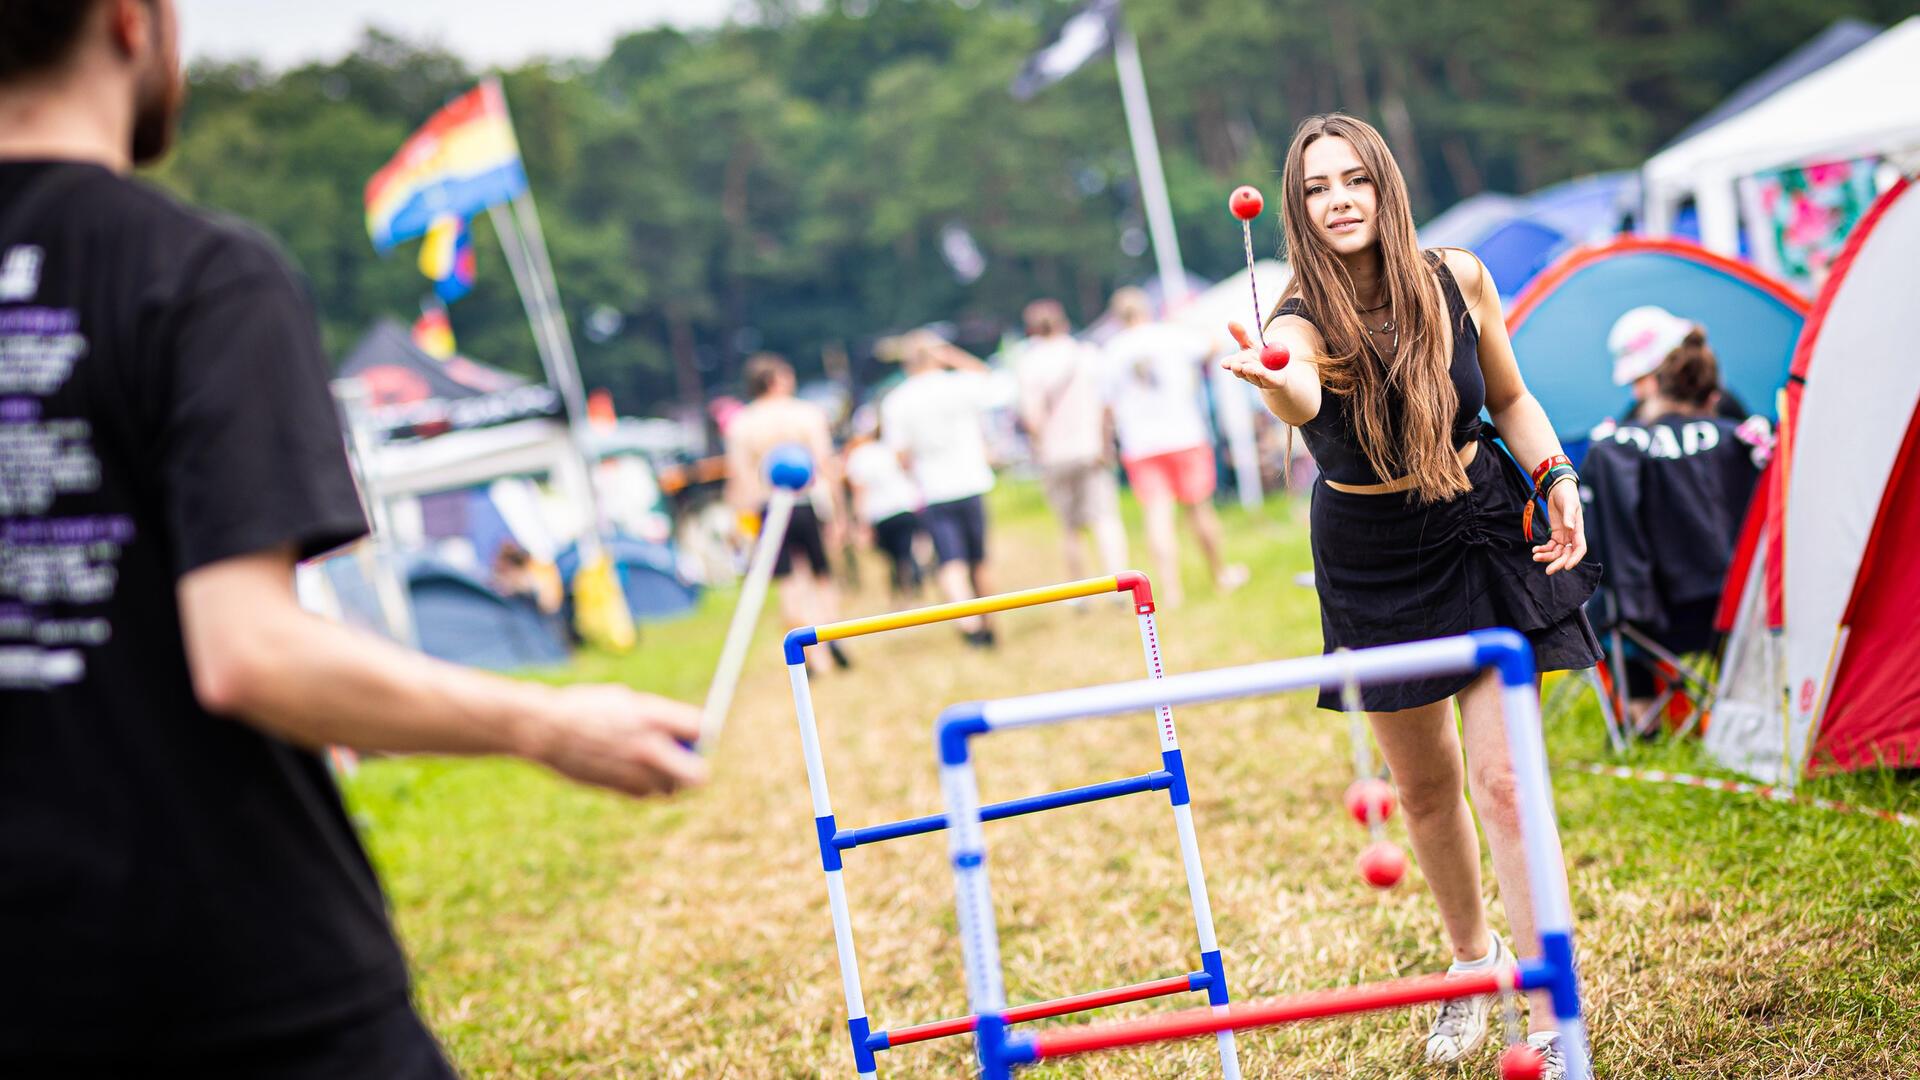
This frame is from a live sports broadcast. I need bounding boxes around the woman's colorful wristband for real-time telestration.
[1530,454,1572,487]
[1537,464,1578,496]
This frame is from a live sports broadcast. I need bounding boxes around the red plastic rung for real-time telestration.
[883,973,1196,1048]
[1031,967,1517,1059]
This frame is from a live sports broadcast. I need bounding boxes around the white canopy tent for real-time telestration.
[1642,16,1920,256]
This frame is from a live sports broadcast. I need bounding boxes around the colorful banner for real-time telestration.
[1751,157,1880,292]
[418,213,476,303]
[365,80,528,253]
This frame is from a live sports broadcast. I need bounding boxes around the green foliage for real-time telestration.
[154,1,1913,415]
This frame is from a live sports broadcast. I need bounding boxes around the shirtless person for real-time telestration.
[723,353,850,671]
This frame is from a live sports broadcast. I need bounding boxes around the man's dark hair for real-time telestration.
[0,0,100,82]
[743,353,793,400]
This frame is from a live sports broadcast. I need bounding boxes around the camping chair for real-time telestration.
[1547,587,1719,749]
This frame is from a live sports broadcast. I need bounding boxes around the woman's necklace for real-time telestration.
[1360,300,1398,353]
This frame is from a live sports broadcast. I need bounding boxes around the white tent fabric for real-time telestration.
[1778,179,1920,774]
[1642,16,1920,254]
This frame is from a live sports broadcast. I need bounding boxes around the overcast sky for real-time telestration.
[179,0,738,70]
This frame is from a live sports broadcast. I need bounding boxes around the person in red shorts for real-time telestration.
[1100,286,1248,607]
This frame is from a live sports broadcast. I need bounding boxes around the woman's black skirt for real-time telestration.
[1310,434,1603,712]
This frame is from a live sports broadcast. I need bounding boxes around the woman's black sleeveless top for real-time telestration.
[1273,254,1486,486]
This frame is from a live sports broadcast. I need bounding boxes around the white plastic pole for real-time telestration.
[1136,611,1240,1078]
[789,661,875,1078]
[983,636,1480,730]
[944,758,1007,1018]
[695,488,796,752]
[1499,680,1591,1080]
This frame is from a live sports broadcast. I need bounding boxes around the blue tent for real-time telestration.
[406,556,570,671]
[1420,174,1637,298]
[556,535,702,623]
[1505,237,1808,460]
[1419,192,1528,250]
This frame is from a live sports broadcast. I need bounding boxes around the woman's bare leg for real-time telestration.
[1366,696,1493,963]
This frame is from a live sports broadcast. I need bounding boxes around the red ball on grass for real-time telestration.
[1343,777,1397,826]
[1357,840,1406,889]
[1228,185,1265,221]
[1499,1043,1546,1080]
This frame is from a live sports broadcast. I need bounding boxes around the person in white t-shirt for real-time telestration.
[843,411,925,600]
[880,329,1012,646]
[1014,299,1130,584]
[1100,287,1249,606]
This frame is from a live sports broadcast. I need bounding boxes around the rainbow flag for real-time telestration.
[366,80,527,253]
[418,213,475,303]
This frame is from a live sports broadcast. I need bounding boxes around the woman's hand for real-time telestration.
[1534,477,1588,575]
[1220,347,1292,392]
[1220,322,1290,392]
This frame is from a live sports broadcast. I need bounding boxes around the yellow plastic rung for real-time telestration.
[814,575,1122,642]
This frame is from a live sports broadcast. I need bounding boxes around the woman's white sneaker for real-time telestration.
[1423,935,1507,1064]
[1525,1031,1568,1080]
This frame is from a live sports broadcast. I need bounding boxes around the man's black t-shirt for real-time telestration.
[0,162,409,1058]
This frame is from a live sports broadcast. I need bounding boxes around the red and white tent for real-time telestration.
[1707,177,1920,782]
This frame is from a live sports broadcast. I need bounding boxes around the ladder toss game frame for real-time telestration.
[934,629,1591,1079]
[783,572,1242,1078]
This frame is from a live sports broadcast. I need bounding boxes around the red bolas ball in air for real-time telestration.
[1229,185,1265,221]
[1259,344,1290,371]
[1344,777,1397,826]
[1499,1043,1546,1080]
[1357,840,1407,889]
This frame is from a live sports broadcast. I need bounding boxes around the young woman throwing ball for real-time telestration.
[1223,114,1602,1077]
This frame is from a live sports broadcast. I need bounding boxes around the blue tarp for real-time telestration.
[556,535,702,623]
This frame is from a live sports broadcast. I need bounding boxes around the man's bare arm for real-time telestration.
[178,547,707,797]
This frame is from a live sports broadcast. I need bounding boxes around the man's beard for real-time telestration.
[130,62,183,165]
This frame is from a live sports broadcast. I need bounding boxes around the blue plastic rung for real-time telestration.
[834,771,1174,850]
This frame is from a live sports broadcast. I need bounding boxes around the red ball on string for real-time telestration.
[1499,1043,1546,1080]
[1344,777,1397,826]
[1357,840,1406,889]
[1259,344,1290,371]
[1228,185,1265,221]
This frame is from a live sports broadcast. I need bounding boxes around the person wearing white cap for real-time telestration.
[1603,306,1749,432]
[1607,305,1696,423]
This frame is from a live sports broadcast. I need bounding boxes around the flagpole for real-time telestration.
[1112,17,1264,510]
[1112,24,1186,308]
[487,200,608,562]
[481,75,611,560]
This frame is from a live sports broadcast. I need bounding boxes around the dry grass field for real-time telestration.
[346,483,1920,1078]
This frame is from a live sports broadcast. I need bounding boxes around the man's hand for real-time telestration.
[527,685,708,797]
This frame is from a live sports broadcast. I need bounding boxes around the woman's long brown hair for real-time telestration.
[1270,114,1468,503]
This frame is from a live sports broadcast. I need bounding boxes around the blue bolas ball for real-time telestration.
[766,444,814,491]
